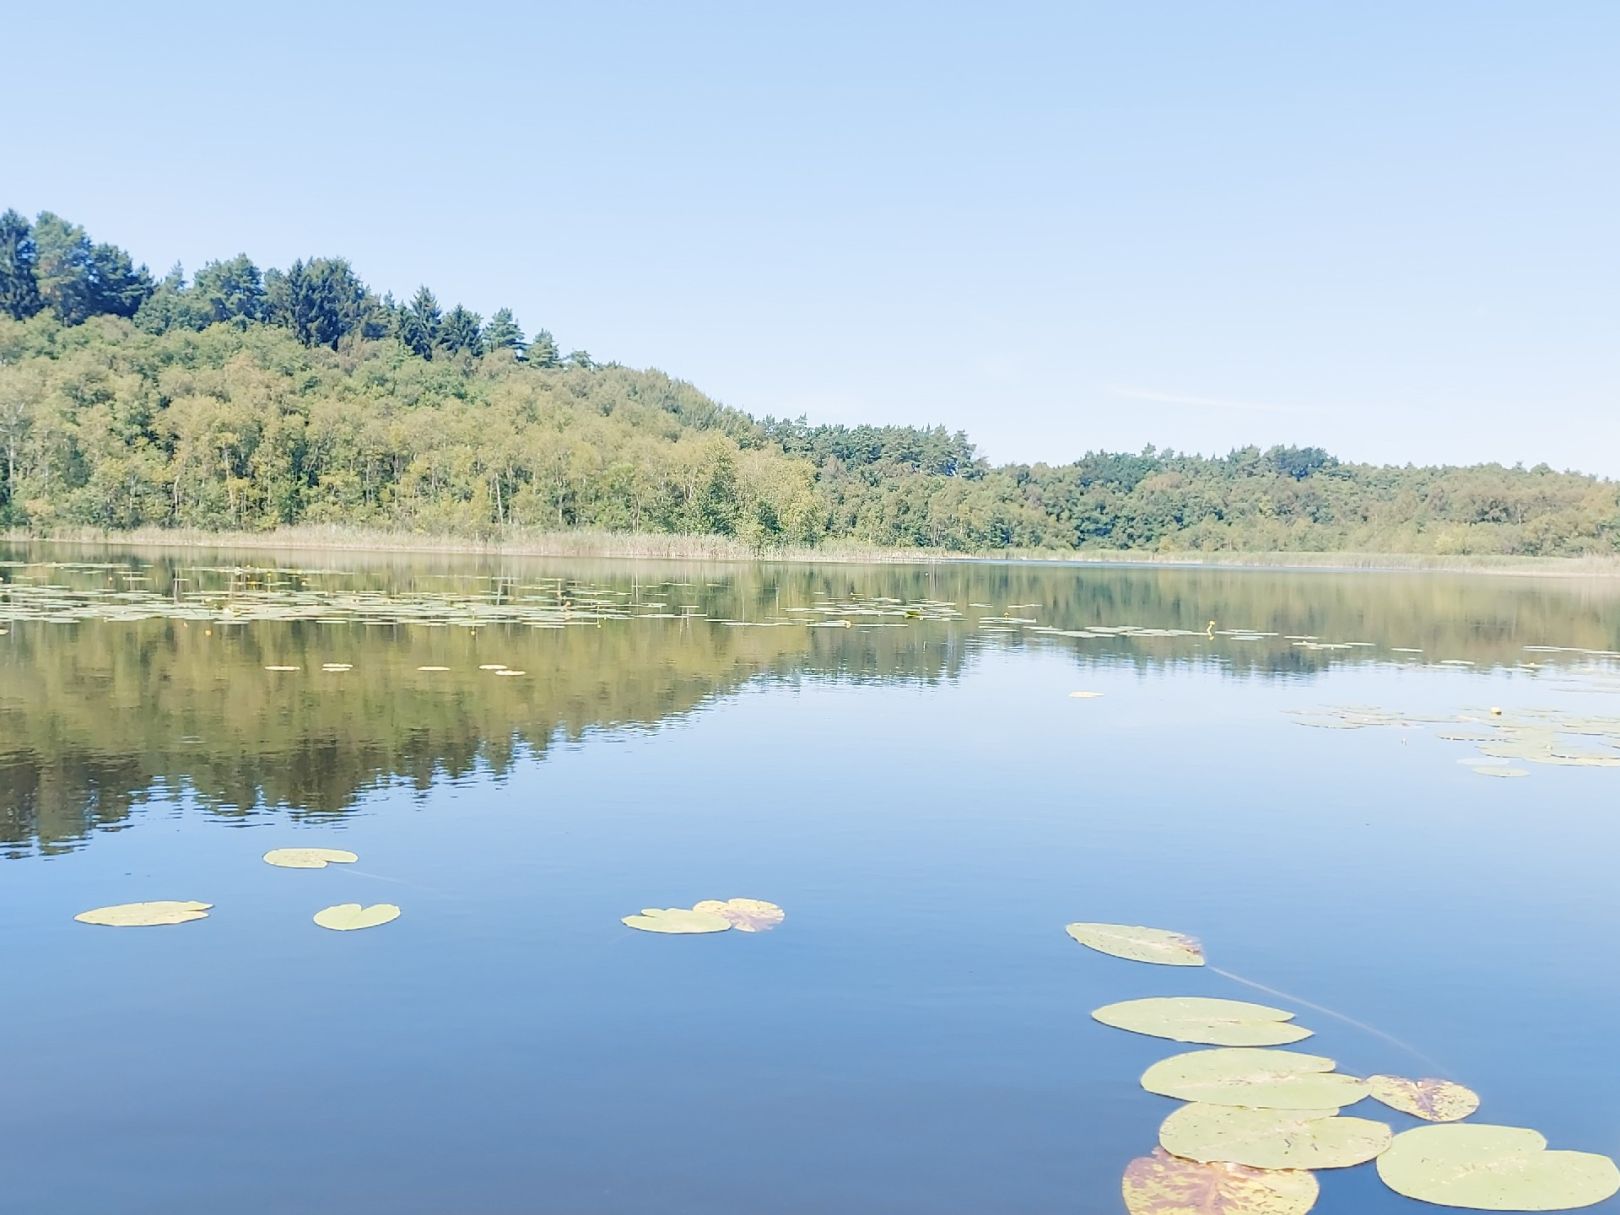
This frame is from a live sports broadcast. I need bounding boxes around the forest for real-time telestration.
[3,207,1617,556]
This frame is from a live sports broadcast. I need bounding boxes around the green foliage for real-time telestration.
[0,205,1616,556]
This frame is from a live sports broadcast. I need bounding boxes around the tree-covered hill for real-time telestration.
[2,207,1616,555]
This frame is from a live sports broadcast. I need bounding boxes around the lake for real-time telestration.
[3,544,1619,1214]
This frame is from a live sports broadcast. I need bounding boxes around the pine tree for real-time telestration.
[399,286,442,359]
[0,209,42,320]
[483,307,525,356]
[438,304,484,357]
[527,328,560,367]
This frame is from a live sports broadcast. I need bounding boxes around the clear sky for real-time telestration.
[8,1,1617,473]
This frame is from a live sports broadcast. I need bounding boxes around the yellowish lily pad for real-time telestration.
[621,907,732,934]
[1066,922,1205,966]
[1122,1146,1318,1215]
[1159,1102,1392,1170]
[692,898,785,932]
[1093,997,1311,1046]
[1367,1075,1481,1122]
[263,847,358,869]
[1377,1124,1620,1210]
[313,903,400,931]
[75,900,212,927]
[1141,1048,1368,1109]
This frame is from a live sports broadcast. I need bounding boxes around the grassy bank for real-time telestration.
[8,525,1620,578]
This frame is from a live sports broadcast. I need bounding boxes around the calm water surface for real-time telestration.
[3,545,1619,1214]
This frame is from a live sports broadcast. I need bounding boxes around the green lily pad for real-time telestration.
[1066,922,1205,966]
[1377,1124,1620,1210]
[1093,997,1311,1046]
[75,900,212,927]
[1159,1102,1392,1170]
[691,898,784,932]
[621,907,732,934]
[313,903,400,931]
[1141,1048,1369,1109]
[263,847,358,869]
[1366,1075,1480,1123]
[1122,1146,1318,1215]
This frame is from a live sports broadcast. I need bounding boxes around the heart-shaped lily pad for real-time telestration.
[263,847,358,869]
[621,907,732,934]
[1377,1124,1620,1210]
[1066,922,1205,966]
[313,903,400,931]
[1093,997,1311,1046]
[1367,1075,1481,1123]
[692,898,785,932]
[1122,1146,1318,1215]
[1160,1102,1393,1170]
[1141,1048,1368,1109]
[75,900,212,927]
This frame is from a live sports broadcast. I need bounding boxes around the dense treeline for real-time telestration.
[2,207,1617,555]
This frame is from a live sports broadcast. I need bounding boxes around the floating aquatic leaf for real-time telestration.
[263,847,358,869]
[692,898,785,932]
[1066,922,1204,966]
[264,665,300,672]
[1366,1075,1480,1122]
[1160,1103,1392,1170]
[1093,997,1311,1046]
[313,903,400,931]
[416,665,449,671]
[1122,1147,1318,1215]
[1473,766,1529,778]
[494,669,527,677]
[478,664,507,671]
[1069,691,1104,699]
[1377,1124,1620,1210]
[1141,1048,1368,1109]
[75,900,212,927]
[621,906,732,934]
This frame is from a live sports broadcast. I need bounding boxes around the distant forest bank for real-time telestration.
[3,207,1618,560]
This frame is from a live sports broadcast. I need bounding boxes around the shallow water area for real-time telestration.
[3,543,1619,1214]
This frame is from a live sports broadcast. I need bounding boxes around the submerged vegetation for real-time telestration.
[4,208,1619,556]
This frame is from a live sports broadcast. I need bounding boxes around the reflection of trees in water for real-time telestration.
[3,548,1618,856]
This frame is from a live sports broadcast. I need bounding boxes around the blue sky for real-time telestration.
[9,2,1617,472]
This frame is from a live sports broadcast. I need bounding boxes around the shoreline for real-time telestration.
[6,525,1620,578]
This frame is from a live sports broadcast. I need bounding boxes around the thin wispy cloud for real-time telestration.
[1103,385,1326,417]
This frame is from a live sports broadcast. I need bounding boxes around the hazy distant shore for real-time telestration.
[7,526,1620,579]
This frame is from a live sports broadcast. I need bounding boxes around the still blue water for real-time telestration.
[2,549,1617,1213]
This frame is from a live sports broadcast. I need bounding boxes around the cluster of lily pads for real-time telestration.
[73,847,400,932]
[1068,921,1620,1211]
[1290,702,1620,779]
[620,898,785,934]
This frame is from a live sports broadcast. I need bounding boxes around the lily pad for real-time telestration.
[1093,997,1312,1046]
[1159,1102,1392,1170]
[313,903,400,931]
[263,847,358,869]
[1069,691,1104,699]
[75,900,212,926]
[692,898,785,932]
[1366,1075,1480,1123]
[1141,1048,1369,1109]
[1377,1124,1620,1210]
[263,665,300,672]
[621,907,732,934]
[1066,922,1205,966]
[1122,1147,1318,1215]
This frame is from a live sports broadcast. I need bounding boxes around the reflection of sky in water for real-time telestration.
[1,552,1618,1212]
